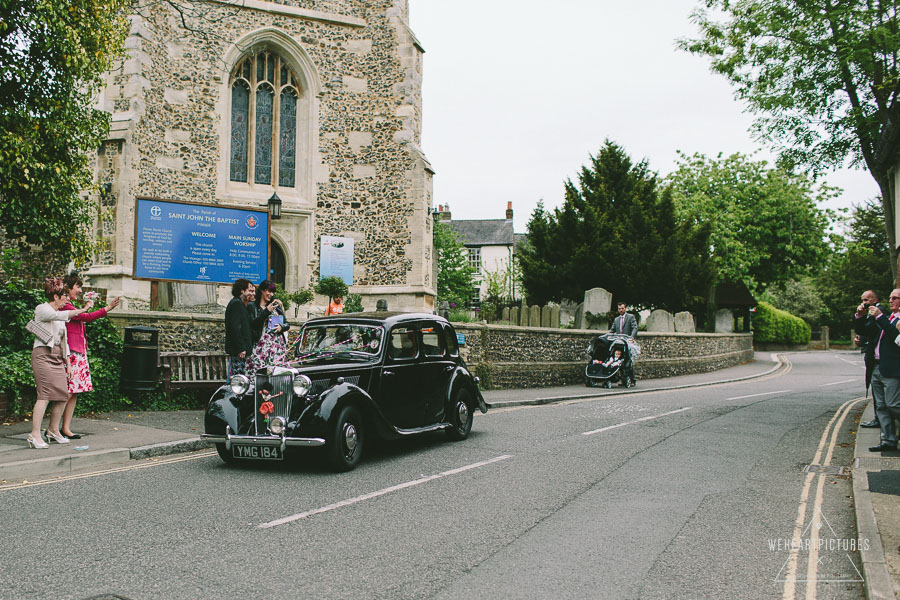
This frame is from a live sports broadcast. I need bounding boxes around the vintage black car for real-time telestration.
[201,312,487,471]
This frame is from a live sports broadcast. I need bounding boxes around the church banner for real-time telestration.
[133,197,269,284]
[320,236,354,284]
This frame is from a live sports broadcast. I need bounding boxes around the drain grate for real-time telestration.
[803,464,850,476]
[854,457,900,470]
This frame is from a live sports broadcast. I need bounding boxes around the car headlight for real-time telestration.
[269,416,285,435]
[292,374,312,397]
[230,374,250,395]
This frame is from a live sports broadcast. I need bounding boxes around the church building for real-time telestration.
[87,0,435,312]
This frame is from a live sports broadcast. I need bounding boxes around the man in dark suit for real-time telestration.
[865,290,900,452]
[610,302,638,338]
[854,290,881,427]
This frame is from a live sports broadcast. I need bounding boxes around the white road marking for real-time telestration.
[257,454,513,529]
[726,390,790,400]
[819,379,857,387]
[581,407,693,436]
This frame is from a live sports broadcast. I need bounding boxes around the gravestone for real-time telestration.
[520,303,529,326]
[529,305,541,327]
[574,303,585,329]
[502,307,510,322]
[715,308,734,333]
[674,311,695,333]
[541,305,552,328]
[645,309,675,332]
[510,306,519,325]
[438,301,449,319]
[550,305,560,329]
[583,288,612,330]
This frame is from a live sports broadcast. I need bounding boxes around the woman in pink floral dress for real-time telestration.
[246,280,290,374]
[60,273,120,439]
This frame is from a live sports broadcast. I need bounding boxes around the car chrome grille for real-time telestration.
[255,373,293,435]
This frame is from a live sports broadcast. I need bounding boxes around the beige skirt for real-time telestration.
[32,345,68,402]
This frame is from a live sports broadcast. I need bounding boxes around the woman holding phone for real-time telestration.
[246,280,289,373]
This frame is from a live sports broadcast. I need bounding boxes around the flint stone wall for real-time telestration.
[108,312,753,388]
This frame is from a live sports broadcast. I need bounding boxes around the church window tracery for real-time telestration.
[229,50,300,188]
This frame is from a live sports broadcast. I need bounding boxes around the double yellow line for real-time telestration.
[778,396,865,599]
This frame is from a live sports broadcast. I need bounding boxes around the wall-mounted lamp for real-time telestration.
[268,191,282,219]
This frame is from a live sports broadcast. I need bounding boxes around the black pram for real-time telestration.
[585,333,638,388]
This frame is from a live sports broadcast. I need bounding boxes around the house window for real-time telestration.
[467,247,481,270]
[468,287,481,309]
[229,51,299,187]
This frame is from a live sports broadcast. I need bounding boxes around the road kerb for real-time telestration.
[0,448,131,481]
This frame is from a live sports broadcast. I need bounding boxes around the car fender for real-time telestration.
[204,385,242,435]
[447,368,488,413]
[299,382,394,439]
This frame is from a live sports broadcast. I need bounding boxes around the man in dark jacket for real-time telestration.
[864,291,900,452]
[854,290,881,427]
[225,279,255,376]
[610,302,638,337]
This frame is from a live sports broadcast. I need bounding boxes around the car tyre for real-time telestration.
[446,389,474,441]
[215,443,236,465]
[327,405,364,472]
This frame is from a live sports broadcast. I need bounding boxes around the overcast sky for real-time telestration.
[409,0,880,233]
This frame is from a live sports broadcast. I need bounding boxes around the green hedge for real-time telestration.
[753,301,811,345]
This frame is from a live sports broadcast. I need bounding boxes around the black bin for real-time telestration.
[120,326,159,392]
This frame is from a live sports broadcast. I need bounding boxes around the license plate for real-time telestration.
[232,445,283,460]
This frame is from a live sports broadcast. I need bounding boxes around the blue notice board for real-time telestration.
[134,198,269,284]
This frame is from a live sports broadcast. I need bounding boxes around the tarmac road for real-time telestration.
[0,352,882,599]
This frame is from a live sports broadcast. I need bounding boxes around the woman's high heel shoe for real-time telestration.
[27,435,49,449]
[45,430,70,444]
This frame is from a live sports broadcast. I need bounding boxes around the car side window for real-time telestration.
[421,325,445,357]
[388,327,418,360]
[445,325,459,356]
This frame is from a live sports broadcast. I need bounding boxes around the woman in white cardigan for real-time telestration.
[27,277,92,449]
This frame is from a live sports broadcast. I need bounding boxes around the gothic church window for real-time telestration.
[229,50,300,187]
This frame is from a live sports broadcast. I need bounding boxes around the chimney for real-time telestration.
[441,203,451,221]
[505,201,513,220]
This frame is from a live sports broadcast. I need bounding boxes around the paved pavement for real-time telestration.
[0,351,896,598]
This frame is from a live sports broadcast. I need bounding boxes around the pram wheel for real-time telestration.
[603,381,611,389]
[624,379,631,389]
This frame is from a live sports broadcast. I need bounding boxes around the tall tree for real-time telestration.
[433,219,477,308]
[681,1,900,280]
[0,0,128,265]
[518,141,712,310]
[665,152,832,290]
[816,198,895,337]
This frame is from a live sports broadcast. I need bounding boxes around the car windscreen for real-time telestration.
[294,324,384,363]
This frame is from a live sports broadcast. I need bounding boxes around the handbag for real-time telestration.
[26,319,54,345]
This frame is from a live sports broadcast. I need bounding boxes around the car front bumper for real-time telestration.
[201,426,325,452]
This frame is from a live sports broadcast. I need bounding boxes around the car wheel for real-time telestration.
[447,389,474,441]
[327,405,364,472]
[215,443,236,465]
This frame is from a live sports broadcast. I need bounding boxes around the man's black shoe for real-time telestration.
[868,443,898,452]
[860,420,880,428]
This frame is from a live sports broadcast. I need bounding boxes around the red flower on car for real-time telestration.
[259,401,275,416]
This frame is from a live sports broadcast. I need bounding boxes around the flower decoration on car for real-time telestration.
[259,401,275,416]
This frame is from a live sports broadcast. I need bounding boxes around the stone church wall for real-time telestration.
[87,0,434,312]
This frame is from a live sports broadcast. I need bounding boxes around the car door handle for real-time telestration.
[383,370,395,376]
[443,366,454,373]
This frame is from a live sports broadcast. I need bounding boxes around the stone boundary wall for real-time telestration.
[454,323,754,389]
[107,312,754,389]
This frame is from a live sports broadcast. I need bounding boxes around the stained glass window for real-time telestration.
[229,81,249,182]
[229,50,300,188]
[254,84,274,185]
[279,90,297,188]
